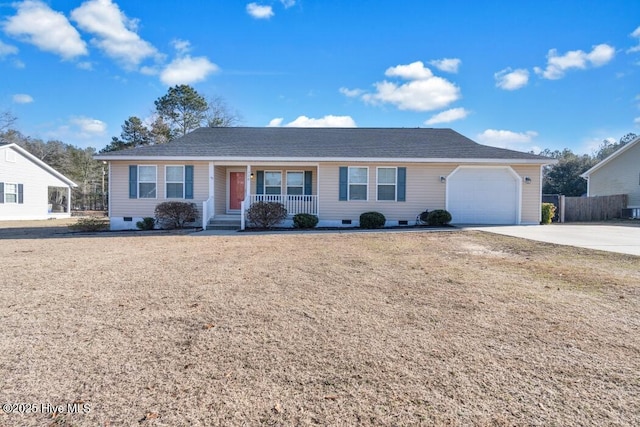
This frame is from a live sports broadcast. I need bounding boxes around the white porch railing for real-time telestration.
[249,194,318,216]
[202,196,214,229]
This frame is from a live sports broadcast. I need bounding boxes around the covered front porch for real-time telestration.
[202,163,319,230]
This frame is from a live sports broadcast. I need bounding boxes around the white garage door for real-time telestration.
[447,167,519,224]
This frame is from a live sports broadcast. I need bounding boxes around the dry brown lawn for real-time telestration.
[0,223,638,426]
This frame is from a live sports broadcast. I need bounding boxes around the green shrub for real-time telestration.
[541,202,556,224]
[154,201,198,229]
[68,217,109,232]
[293,213,319,229]
[136,217,155,230]
[359,211,386,229]
[426,209,452,226]
[246,201,287,229]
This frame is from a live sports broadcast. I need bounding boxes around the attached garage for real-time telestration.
[446,166,520,224]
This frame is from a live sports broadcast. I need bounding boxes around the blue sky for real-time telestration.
[1,0,639,154]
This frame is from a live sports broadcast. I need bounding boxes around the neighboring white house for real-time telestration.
[581,136,640,218]
[0,143,77,220]
[95,127,554,230]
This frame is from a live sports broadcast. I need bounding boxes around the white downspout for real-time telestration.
[242,165,251,230]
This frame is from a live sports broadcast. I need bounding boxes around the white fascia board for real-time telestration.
[2,143,78,187]
[580,136,640,178]
[95,155,554,165]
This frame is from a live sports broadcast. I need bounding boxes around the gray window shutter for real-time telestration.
[17,184,23,204]
[129,165,137,199]
[256,171,264,195]
[304,171,312,195]
[185,165,194,199]
[339,167,348,201]
[397,167,406,202]
[0,182,4,204]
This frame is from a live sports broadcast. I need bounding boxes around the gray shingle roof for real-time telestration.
[95,127,550,161]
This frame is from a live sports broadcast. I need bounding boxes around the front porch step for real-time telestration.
[207,215,241,231]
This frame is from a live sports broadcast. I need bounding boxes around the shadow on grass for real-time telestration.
[0,225,199,240]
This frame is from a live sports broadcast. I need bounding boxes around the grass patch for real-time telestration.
[0,230,638,426]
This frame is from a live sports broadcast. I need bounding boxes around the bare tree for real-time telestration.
[0,110,18,142]
[206,95,242,127]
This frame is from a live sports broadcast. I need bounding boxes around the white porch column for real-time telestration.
[107,162,111,218]
[209,162,215,213]
[67,186,72,215]
[245,164,252,202]
[315,163,320,217]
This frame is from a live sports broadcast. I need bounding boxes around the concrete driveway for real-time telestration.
[470,224,640,256]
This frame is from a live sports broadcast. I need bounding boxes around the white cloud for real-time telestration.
[267,118,284,127]
[247,3,274,19]
[45,116,107,147]
[280,0,296,8]
[385,61,433,80]
[429,58,461,73]
[0,40,19,57]
[424,108,469,125]
[77,61,93,70]
[268,115,357,127]
[12,94,33,104]
[358,61,460,112]
[70,116,107,136]
[171,39,191,55]
[476,129,538,149]
[494,67,529,90]
[534,43,615,80]
[339,87,364,97]
[587,44,616,66]
[628,26,640,53]
[70,0,158,69]
[634,117,640,125]
[3,0,87,60]
[139,65,157,75]
[160,55,219,86]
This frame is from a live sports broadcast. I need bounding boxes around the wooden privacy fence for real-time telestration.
[564,194,628,222]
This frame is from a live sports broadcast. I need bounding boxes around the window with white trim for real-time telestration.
[264,171,282,195]
[348,167,368,200]
[286,171,304,195]
[377,167,397,201]
[4,183,17,203]
[166,166,184,198]
[138,165,157,198]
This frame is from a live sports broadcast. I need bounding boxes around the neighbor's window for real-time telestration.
[286,171,304,195]
[348,167,368,200]
[4,183,17,203]
[138,165,156,198]
[377,167,397,201]
[166,166,184,198]
[264,171,282,195]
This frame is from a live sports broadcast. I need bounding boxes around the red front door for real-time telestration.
[229,172,245,210]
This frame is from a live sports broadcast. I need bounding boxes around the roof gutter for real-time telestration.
[95,155,555,165]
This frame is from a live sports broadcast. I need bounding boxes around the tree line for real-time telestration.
[540,132,637,196]
[0,85,240,210]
